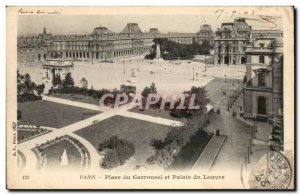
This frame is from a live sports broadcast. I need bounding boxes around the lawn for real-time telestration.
[49,93,99,105]
[74,115,172,165]
[18,100,100,128]
[40,139,82,170]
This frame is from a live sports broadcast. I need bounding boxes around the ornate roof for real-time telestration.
[122,23,142,34]
[42,60,73,68]
[199,24,213,32]
[234,18,252,31]
[93,26,111,34]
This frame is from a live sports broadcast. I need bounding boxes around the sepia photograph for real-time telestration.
[5,6,295,190]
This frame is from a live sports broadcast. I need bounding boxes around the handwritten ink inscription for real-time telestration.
[213,9,280,28]
[213,9,255,19]
[18,8,62,15]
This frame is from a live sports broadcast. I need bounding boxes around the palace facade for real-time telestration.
[17,23,215,63]
[214,18,251,65]
[213,18,283,66]
[243,33,283,150]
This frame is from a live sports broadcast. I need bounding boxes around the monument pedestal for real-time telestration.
[153,43,164,62]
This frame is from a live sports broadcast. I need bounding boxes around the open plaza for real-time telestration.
[18,58,246,95]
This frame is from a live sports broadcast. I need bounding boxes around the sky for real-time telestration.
[18,15,283,36]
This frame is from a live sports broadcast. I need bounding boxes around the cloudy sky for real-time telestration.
[18,15,282,35]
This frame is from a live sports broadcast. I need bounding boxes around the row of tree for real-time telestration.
[50,73,137,106]
[146,86,210,168]
[139,84,209,119]
[145,38,211,60]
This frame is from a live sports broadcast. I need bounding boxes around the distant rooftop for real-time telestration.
[149,28,159,34]
[199,24,213,32]
[234,18,252,31]
[122,23,142,34]
[93,26,111,34]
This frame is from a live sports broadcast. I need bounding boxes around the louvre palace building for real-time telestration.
[213,18,283,65]
[17,23,214,63]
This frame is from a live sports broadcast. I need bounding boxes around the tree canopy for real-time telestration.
[145,38,212,60]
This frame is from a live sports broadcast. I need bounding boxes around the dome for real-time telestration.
[93,26,111,34]
[199,24,213,32]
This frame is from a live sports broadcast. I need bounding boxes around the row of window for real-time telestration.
[62,47,150,59]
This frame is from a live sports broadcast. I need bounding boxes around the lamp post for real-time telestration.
[123,61,125,75]
[253,114,257,133]
[204,55,207,72]
[193,66,195,81]
[227,96,230,111]
[113,129,120,152]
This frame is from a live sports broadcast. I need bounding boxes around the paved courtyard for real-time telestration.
[18,59,245,95]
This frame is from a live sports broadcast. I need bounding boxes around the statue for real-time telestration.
[156,44,161,59]
[60,148,68,166]
[215,28,222,37]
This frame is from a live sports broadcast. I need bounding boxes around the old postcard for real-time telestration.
[6,6,295,190]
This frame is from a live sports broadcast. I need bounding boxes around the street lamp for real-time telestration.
[253,114,257,133]
[227,97,230,111]
[204,55,207,72]
[123,61,125,75]
[193,66,195,81]
[113,129,120,152]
